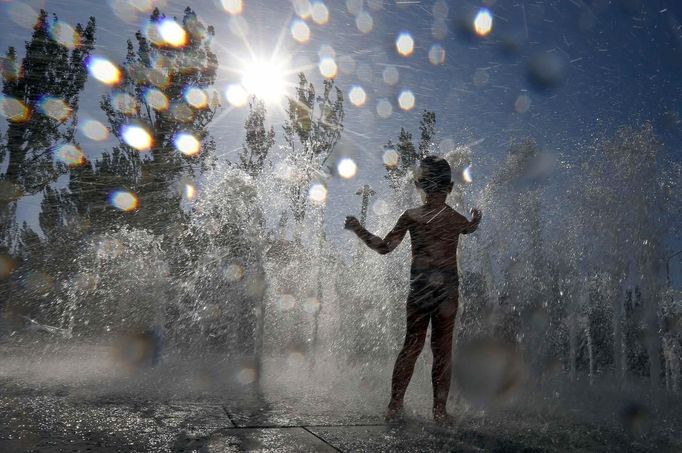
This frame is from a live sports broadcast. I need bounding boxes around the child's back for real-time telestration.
[402,204,475,273]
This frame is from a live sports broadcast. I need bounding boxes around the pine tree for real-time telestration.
[384,110,436,190]
[239,97,275,177]
[282,73,344,223]
[0,11,96,248]
[99,7,219,237]
[384,128,416,190]
[418,110,436,158]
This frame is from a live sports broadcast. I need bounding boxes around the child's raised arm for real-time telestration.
[462,208,482,234]
[345,212,410,255]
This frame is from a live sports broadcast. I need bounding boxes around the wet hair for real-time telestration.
[415,156,452,194]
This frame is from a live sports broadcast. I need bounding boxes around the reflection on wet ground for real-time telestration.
[0,344,680,452]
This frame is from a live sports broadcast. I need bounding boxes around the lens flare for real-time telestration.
[225,263,245,282]
[337,158,357,179]
[144,88,169,111]
[348,86,367,107]
[174,133,201,156]
[276,294,296,310]
[7,2,39,30]
[236,367,255,384]
[222,0,243,14]
[463,165,473,183]
[293,0,312,19]
[122,125,152,151]
[241,60,287,103]
[383,149,399,168]
[80,119,109,141]
[184,87,208,109]
[474,8,493,36]
[87,57,122,85]
[398,90,415,111]
[429,44,446,65]
[309,183,328,204]
[311,2,329,24]
[172,104,194,122]
[291,19,311,43]
[0,96,29,123]
[129,0,154,13]
[226,84,248,107]
[376,99,393,119]
[184,183,196,201]
[372,199,389,216]
[356,11,373,33]
[109,190,138,211]
[396,32,414,57]
[36,97,71,121]
[514,94,531,113]
[303,297,320,313]
[0,254,16,280]
[159,19,187,47]
[49,21,79,49]
[112,93,139,115]
[146,68,170,89]
[319,57,338,79]
[382,66,399,85]
[54,144,85,166]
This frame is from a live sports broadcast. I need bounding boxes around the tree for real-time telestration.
[384,128,416,190]
[99,7,219,237]
[384,110,436,191]
[239,97,275,177]
[0,11,95,248]
[418,110,437,158]
[282,73,344,224]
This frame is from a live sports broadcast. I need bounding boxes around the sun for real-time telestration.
[240,58,288,104]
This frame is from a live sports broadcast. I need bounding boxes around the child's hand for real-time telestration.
[344,216,361,231]
[471,208,482,222]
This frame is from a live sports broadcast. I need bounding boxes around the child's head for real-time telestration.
[415,156,453,194]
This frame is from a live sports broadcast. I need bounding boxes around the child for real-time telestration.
[344,156,481,423]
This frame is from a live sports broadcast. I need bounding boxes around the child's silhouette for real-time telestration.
[345,156,481,423]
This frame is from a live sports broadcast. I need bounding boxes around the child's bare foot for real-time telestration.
[433,409,455,425]
[385,403,405,423]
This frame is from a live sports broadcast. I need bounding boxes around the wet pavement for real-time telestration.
[0,344,680,452]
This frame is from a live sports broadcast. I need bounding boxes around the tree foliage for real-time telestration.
[282,73,344,223]
[239,97,275,177]
[384,110,436,190]
[99,7,219,236]
[0,11,95,245]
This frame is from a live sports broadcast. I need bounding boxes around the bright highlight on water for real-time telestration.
[87,57,122,85]
[54,144,85,167]
[474,9,493,36]
[122,125,152,151]
[158,19,187,47]
[109,190,138,211]
[337,158,357,179]
[396,32,414,57]
[174,133,201,156]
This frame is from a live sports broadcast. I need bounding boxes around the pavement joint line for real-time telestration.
[301,426,345,453]
[221,405,237,427]
[220,423,388,429]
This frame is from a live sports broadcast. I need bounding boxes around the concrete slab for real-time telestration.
[306,424,483,453]
[206,427,339,452]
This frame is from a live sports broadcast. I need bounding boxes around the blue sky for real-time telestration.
[2,0,682,283]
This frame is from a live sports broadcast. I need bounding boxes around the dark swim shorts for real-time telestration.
[408,268,459,311]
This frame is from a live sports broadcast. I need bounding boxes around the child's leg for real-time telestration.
[388,304,430,411]
[430,295,458,415]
